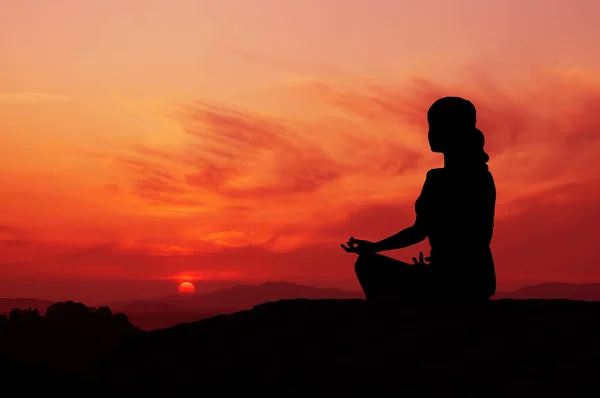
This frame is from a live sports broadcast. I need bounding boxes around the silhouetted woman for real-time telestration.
[341,97,496,301]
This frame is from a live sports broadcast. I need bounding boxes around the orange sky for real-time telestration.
[1,0,600,302]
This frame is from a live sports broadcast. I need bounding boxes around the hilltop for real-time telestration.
[99,298,600,397]
[4,282,600,332]
[3,282,600,332]
[0,300,140,381]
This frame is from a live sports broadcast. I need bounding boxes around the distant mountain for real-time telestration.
[124,311,231,331]
[494,282,600,301]
[0,298,54,313]
[0,283,362,331]
[97,300,236,330]
[102,299,189,313]
[155,281,364,310]
[105,281,364,313]
[106,281,600,315]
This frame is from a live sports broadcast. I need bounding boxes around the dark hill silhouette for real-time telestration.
[0,282,362,331]
[101,281,362,330]
[494,282,600,300]
[106,281,363,312]
[2,282,599,331]
[123,310,230,331]
[2,298,600,395]
[0,356,94,394]
[0,300,141,381]
[99,299,600,397]
[99,299,232,330]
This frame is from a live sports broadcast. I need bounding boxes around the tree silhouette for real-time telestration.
[8,307,41,324]
[96,306,112,318]
[0,301,141,379]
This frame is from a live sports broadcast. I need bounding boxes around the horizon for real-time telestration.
[0,277,364,304]
[4,279,600,334]
[0,279,595,305]
[2,1,600,301]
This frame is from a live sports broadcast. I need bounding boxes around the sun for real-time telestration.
[177,281,196,294]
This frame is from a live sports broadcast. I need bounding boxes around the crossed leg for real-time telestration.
[354,253,426,301]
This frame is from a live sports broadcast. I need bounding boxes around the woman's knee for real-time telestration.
[354,252,377,277]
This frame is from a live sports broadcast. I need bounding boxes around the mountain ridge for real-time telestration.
[99,298,600,396]
[103,281,364,312]
[492,282,600,300]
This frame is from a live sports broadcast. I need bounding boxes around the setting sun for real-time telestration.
[177,282,196,294]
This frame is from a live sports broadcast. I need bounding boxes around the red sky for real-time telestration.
[1,0,600,302]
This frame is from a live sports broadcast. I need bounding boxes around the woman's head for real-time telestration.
[427,96,476,153]
[427,96,489,164]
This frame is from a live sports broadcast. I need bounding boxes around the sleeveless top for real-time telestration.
[414,166,497,298]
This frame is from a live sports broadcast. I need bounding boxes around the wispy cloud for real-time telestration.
[178,101,346,199]
[288,67,600,198]
[51,63,600,287]
[0,92,71,104]
[106,97,428,211]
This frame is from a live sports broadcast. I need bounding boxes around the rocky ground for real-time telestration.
[98,299,600,397]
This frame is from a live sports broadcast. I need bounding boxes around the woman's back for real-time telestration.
[415,166,496,298]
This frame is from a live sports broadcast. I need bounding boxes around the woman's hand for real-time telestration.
[412,251,432,265]
[340,237,377,255]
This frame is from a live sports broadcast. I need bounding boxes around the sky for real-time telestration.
[1,0,600,302]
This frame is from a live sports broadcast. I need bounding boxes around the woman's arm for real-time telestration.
[372,224,427,252]
[346,170,434,254]
[370,168,439,252]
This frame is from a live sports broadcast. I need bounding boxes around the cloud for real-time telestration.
[0,93,71,104]
[288,67,600,196]
[105,96,428,214]
[491,179,600,283]
[102,184,121,194]
[53,63,600,289]
[108,155,203,207]
[0,224,34,246]
[2,177,599,292]
[177,101,346,198]
[107,65,600,212]
[289,69,600,152]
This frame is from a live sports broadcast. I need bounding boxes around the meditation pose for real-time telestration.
[341,97,496,301]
